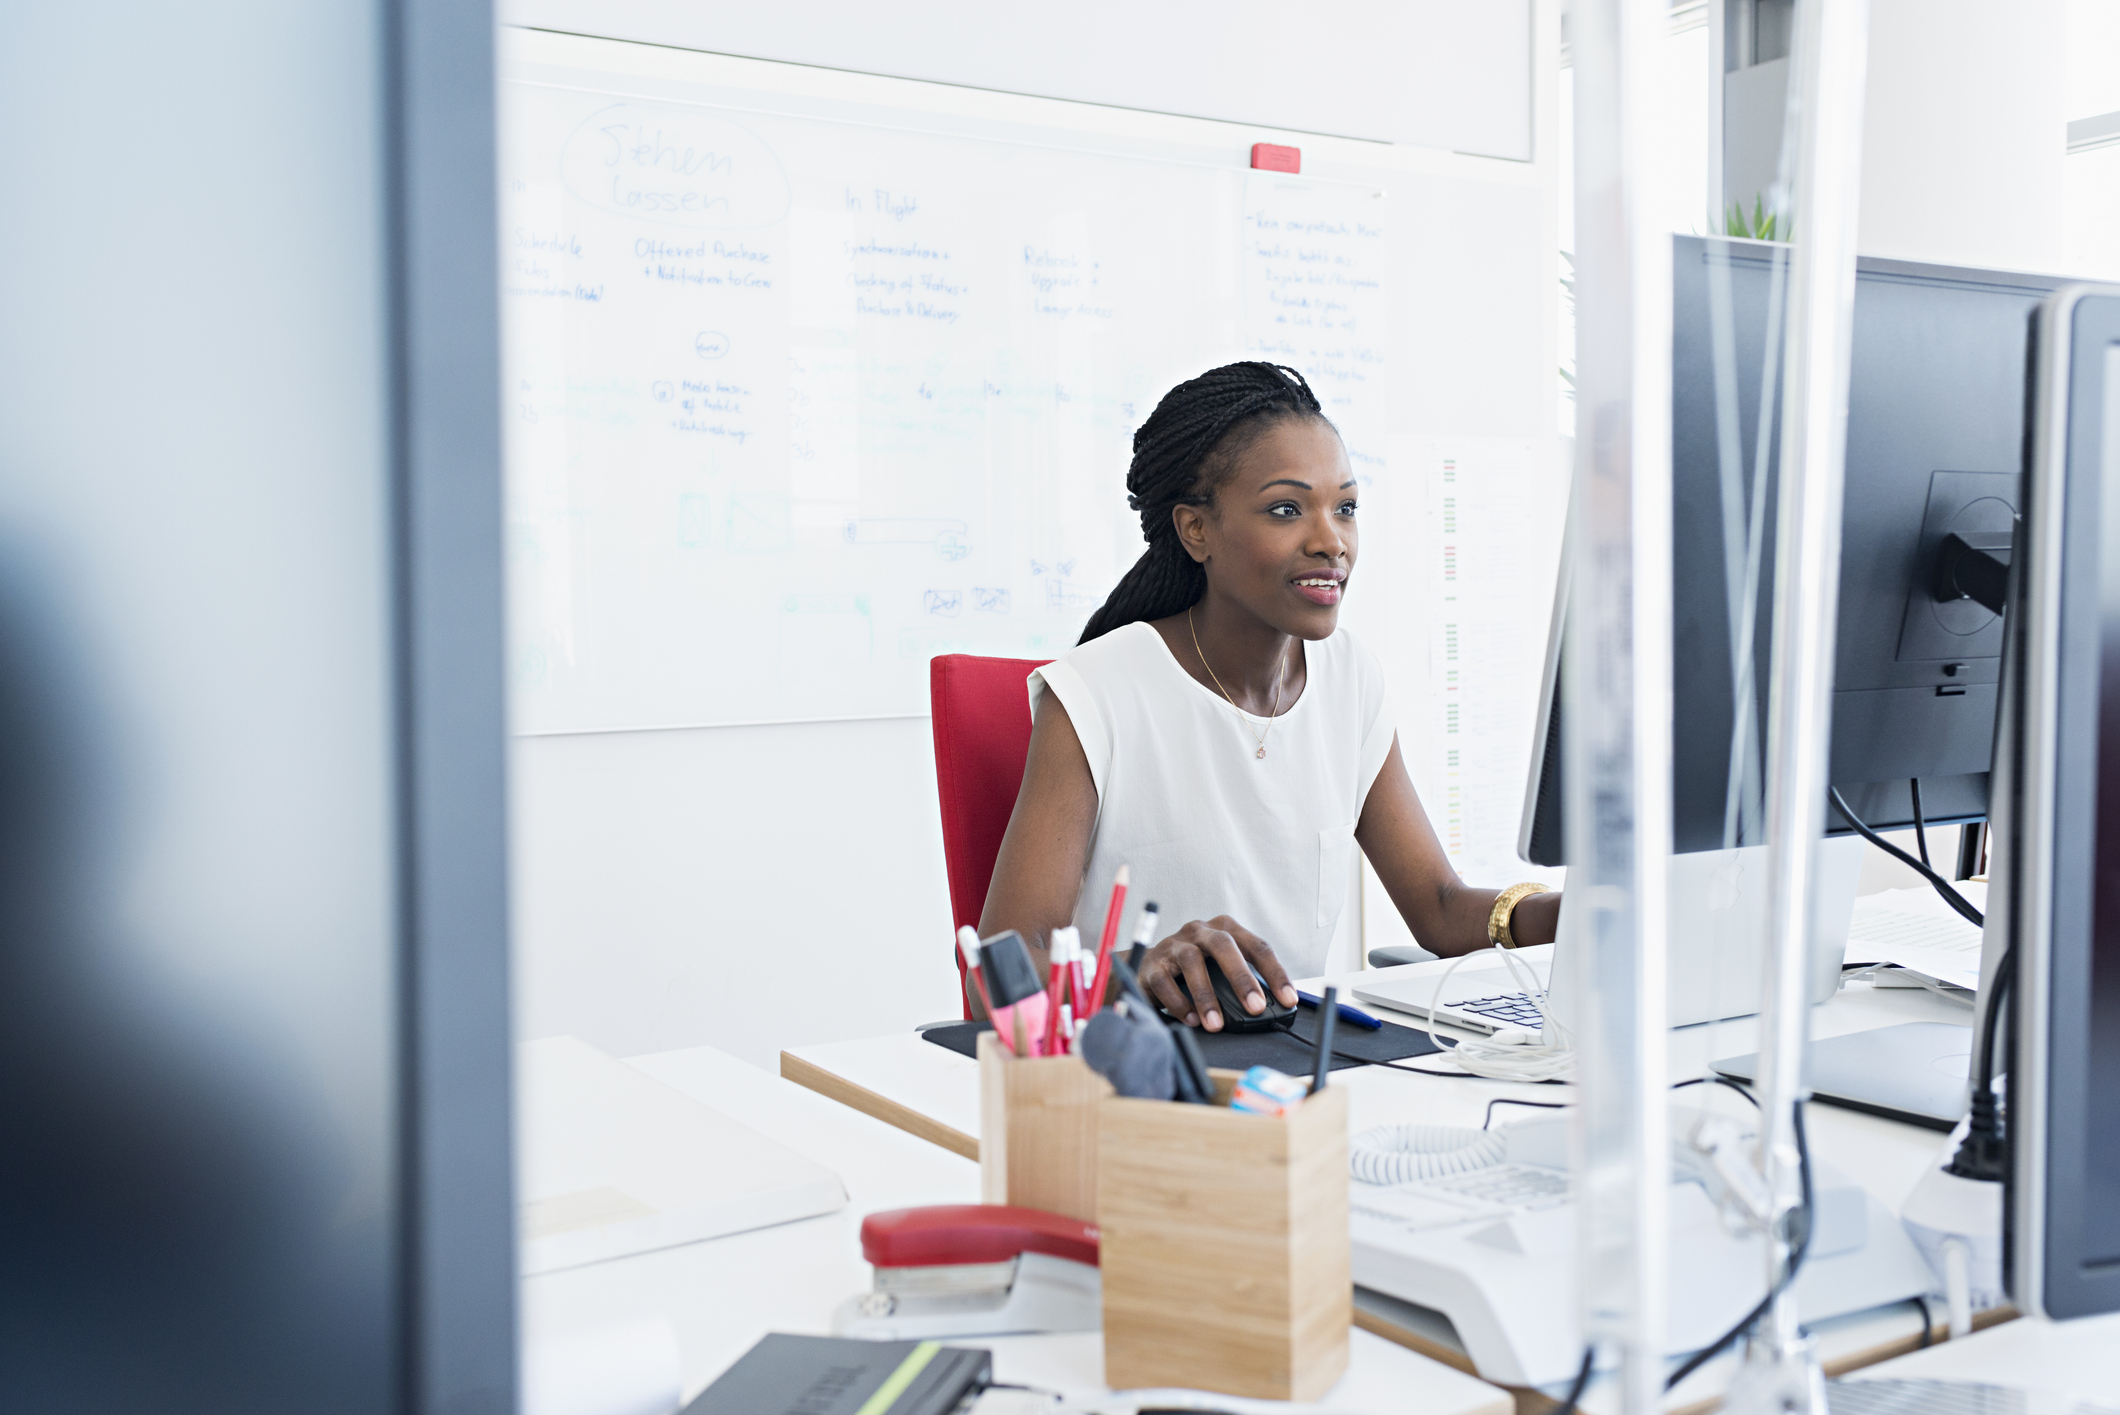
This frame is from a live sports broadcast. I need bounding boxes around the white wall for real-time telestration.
[2061,0,2120,282]
[1857,0,2068,273]
[505,6,1562,1069]
[512,718,965,1067]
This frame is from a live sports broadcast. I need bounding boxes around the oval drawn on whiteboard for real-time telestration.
[694,331,731,360]
[561,102,789,229]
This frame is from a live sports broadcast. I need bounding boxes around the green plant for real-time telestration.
[1724,195,1790,242]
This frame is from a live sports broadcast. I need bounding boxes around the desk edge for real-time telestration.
[779,1049,981,1162]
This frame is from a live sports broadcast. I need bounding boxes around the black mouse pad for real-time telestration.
[918,1006,1442,1073]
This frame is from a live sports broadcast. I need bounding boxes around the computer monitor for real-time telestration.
[1521,237,2071,866]
[2003,282,2120,1320]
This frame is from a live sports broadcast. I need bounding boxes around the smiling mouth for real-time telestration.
[1293,576,1345,604]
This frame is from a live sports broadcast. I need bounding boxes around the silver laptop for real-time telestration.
[1352,837,1864,1035]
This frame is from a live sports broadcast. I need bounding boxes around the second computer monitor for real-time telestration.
[1521,237,2068,865]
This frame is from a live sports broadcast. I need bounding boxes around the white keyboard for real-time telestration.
[1449,993,1548,1030]
[1350,1163,1571,1232]
[1428,1164,1571,1208]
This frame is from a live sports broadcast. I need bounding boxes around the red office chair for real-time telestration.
[930,654,1051,1017]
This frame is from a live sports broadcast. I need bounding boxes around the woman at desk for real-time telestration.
[979,361,1559,1031]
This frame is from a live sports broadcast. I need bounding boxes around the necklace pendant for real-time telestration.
[1256,745,1267,759]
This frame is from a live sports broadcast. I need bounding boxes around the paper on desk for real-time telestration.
[1844,884,1988,992]
[523,1317,680,1415]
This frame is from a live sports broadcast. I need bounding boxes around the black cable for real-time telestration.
[1553,1347,1596,1415]
[1831,787,2015,1179]
[1484,1097,1568,1129]
[1910,778,1932,867]
[1911,1295,1934,1349]
[1474,1079,1756,1132]
[1829,786,1985,928]
[1664,1099,1814,1392]
[1955,821,1987,882]
[1672,1074,1761,1109]
[1366,1059,1574,1082]
[1946,942,2015,1181]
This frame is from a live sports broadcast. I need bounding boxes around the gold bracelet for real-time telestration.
[1487,882,1550,949]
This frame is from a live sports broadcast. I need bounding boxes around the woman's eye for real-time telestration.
[1268,502,1301,518]
[1338,500,1359,516]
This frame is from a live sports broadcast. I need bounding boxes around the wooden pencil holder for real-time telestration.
[977,1031,1113,1224]
[1096,1070,1350,1402]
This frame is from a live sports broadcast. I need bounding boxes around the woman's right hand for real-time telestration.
[1136,916,1299,1031]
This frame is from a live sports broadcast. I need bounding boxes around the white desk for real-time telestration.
[783,964,1974,1194]
[780,962,2001,1406]
[1839,1309,2120,1399]
[522,1041,1512,1415]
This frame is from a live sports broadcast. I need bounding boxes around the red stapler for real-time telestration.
[832,1204,1101,1340]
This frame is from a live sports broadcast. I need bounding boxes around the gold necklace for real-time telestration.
[1189,606,1284,759]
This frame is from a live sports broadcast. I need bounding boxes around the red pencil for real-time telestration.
[1084,865,1130,1019]
[1039,930,1070,1057]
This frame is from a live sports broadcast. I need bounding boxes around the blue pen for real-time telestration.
[1297,989,1383,1030]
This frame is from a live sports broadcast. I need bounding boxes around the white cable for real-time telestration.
[1350,1124,1508,1185]
[1942,1237,1972,1339]
[1415,946,1576,1082]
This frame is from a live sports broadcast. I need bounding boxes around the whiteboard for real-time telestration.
[499,31,1391,733]
[502,0,1534,159]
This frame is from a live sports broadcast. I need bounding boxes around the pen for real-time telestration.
[958,926,994,1019]
[1108,955,1155,1013]
[1167,1020,1214,1105]
[1121,902,1159,990]
[1084,865,1130,1019]
[1041,927,1077,1056]
[1310,985,1340,1093]
[1297,990,1383,1031]
[1110,912,1144,1022]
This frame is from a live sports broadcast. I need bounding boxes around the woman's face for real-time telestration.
[1174,416,1357,640]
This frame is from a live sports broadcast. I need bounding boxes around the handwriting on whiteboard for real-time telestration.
[561,101,790,228]
[501,74,1389,731]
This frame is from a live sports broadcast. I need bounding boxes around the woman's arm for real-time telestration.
[972,694,1101,1018]
[975,692,1300,1030]
[1356,733,1561,956]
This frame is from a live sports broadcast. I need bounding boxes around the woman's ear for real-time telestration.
[1172,503,1213,565]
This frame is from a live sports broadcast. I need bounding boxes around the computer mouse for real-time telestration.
[1159,951,1299,1033]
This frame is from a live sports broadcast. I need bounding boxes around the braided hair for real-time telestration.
[1078,362,1329,644]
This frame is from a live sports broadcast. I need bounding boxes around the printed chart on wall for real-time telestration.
[1423,438,1568,891]
[498,32,1390,733]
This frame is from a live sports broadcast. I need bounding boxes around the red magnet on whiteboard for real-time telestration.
[1250,143,1301,174]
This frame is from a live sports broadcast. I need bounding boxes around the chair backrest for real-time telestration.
[930,653,1050,1017]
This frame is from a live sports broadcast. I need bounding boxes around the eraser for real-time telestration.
[979,931,1043,1009]
[1230,1064,1311,1117]
[1250,142,1300,174]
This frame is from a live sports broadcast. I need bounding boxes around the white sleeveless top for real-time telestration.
[1028,621,1396,978]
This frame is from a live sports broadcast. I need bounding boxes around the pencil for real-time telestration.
[1083,865,1130,1019]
